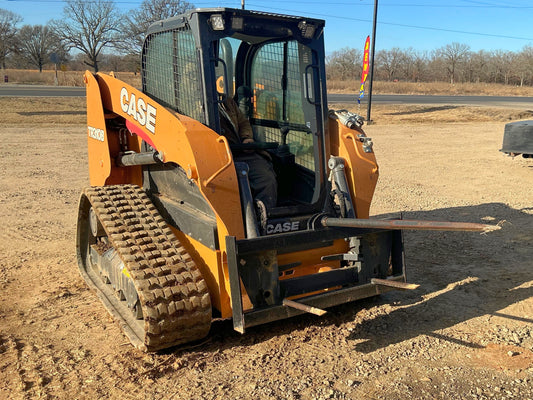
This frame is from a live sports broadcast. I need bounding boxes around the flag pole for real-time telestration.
[366,0,378,124]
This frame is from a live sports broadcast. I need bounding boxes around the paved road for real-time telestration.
[1,84,532,107]
[0,85,85,97]
[328,93,533,108]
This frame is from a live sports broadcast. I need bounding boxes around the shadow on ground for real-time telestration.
[348,202,532,352]
[17,111,85,116]
[158,202,531,359]
[385,105,459,115]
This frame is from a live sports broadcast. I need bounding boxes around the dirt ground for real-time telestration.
[0,101,532,400]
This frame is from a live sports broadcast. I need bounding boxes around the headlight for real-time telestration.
[210,14,225,31]
[298,21,316,39]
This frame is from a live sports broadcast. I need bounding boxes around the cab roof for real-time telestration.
[146,7,325,37]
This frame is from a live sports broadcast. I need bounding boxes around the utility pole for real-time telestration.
[241,0,245,9]
[366,0,378,124]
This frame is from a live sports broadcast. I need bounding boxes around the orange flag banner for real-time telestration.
[358,35,371,103]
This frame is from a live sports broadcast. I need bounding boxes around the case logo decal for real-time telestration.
[120,87,157,134]
[266,221,300,234]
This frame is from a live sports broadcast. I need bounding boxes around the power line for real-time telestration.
[3,0,533,42]
[247,3,533,42]
[2,0,141,3]
[247,0,533,8]
[4,0,533,7]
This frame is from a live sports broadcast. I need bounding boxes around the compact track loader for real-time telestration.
[76,8,496,351]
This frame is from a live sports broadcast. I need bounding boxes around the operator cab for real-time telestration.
[142,8,329,235]
[215,35,320,209]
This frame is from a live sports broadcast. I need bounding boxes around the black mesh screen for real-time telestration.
[143,28,205,123]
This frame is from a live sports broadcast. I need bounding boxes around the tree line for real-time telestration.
[2,1,533,87]
[0,0,193,73]
[327,43,533,87]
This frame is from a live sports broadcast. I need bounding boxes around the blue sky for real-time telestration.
[2,0,533,54]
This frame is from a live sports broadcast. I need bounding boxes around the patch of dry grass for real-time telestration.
[331,103,533,125]
[0,97,86,126]
[1,69,141,88]
[327,79,533,96]
[3,69,533,97]
[2,97,532,128]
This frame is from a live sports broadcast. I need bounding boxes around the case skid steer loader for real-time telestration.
[76,8,496,351]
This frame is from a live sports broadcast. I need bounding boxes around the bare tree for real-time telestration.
[434,42,470,84]
[51,0,123,72]
[376,48,406,81]
[16,25,62,72]
[0,9,22,69]
[464,50,488,83]
[406,49,429,82]
[121,0,195,55]
[513,45,533,87]
[487,50,515,85]
[326,47,362,81]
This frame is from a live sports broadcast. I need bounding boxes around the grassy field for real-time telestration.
[3,68,533,97]
[1,97,87,126]
[328,79,533,96]
[2,97,532,127]
[0,69,141,88]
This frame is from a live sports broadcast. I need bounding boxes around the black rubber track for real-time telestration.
[76,184,212,351]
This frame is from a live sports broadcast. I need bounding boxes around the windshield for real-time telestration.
[216,37,318,174]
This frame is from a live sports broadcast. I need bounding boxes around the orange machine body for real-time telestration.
[85,71,381,319]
